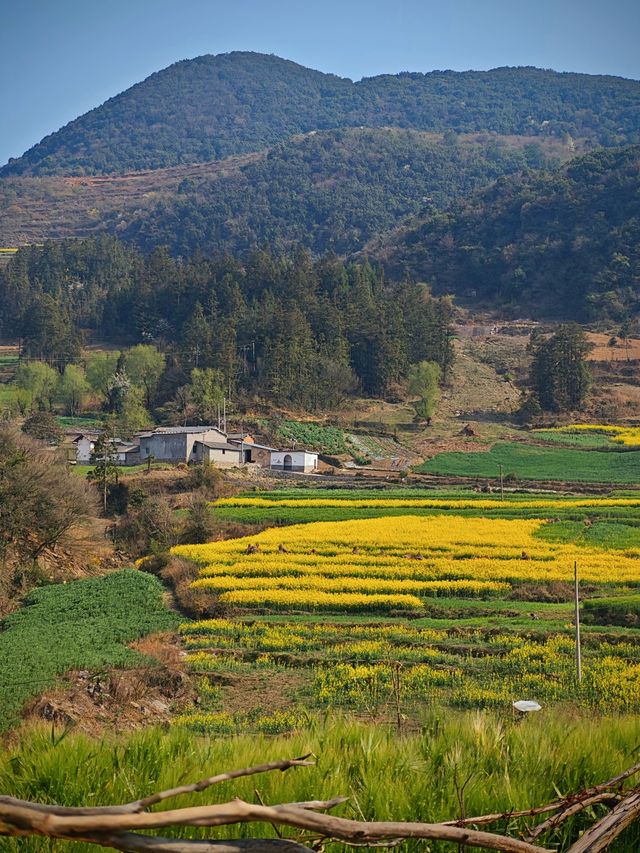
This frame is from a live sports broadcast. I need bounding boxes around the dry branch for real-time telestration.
[0,754,638,853]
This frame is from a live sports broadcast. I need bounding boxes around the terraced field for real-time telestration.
[170,487,640,731]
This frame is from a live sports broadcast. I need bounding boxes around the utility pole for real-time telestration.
[499,464,504,501]
[574,560,582,683]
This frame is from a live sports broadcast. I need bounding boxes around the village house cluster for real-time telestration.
[67,426,320,473]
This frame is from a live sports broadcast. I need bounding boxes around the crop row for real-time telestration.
[541,424,640,447]
[179,621,640,712]
[215,496,640,509]
[192,574,507,597]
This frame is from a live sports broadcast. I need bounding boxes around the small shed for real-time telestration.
[232,441,276,466]
[193,441,243,468]
[270,450,319,473]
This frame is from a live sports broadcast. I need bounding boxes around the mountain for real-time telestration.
[0,128,573,253]
[2,52,639,177]
[370,145,640,321]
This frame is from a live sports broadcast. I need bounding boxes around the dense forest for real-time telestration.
[3,52,639,176]
[0,238,454,410]
[120,129,568,256]
[374,145,640,321]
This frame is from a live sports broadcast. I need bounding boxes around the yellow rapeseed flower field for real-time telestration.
[172,514,640,613]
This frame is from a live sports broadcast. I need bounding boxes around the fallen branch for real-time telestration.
[0,755,638,853]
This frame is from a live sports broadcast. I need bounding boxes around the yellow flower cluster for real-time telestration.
[192,574,507,597]
[216,589,424,612]
[182,619,445,649]
[541,424,640,446]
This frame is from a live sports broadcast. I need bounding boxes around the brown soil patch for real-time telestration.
[22,633,192,737]
[216,670,307,716]
[587,332,640,362]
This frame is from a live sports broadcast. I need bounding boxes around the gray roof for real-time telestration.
[231,440,277,451]
[152,426,224,435]
[196,441,243,452]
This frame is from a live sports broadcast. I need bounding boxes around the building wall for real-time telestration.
[202,446,243,468]
[75,437,95,463]
[241,445,271,466]
[270,451,318,473]
[139,434,188,462]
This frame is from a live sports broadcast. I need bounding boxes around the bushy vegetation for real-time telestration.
[3,53,638,176]
[0,570,178,731]
[382,144,640,320]
[0,428,93,584]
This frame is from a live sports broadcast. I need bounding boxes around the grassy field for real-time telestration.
[72,461,172,476]
[3,714,639,852]
[0,570,178,731]
[415,441,640,483]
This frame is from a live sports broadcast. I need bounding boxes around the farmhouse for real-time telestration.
[138,426,227,463]
[270,449,319,473]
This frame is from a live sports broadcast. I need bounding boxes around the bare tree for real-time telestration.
[0,427,94,569]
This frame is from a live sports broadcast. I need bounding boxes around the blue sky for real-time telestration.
[1,0,639,167]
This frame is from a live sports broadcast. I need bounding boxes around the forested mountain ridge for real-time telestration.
[371,144,640,321]
[0,128,572,253]
[2,52,639,177]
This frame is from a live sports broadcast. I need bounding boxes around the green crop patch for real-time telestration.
[0,569,178,731]
[415,442,640,484]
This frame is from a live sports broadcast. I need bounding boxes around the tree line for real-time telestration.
[0,238,455,415]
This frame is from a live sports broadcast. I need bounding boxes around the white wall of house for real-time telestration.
[270,450,318,473]
[75,436,96,463]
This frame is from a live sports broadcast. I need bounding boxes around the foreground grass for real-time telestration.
[416,442,640,483]
[1,713,639,851]
[0,570,178,731]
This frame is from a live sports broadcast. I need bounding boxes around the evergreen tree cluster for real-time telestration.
[0,239,454,411]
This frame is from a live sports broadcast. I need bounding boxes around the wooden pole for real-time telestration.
[574,560,582,683]
[499,464,504,501]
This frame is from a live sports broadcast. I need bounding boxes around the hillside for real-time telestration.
[0,129,572,253]
[370,144,640,321]
[2,52,639,176]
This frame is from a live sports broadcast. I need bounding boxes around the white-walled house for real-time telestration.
[270,449,319,473]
